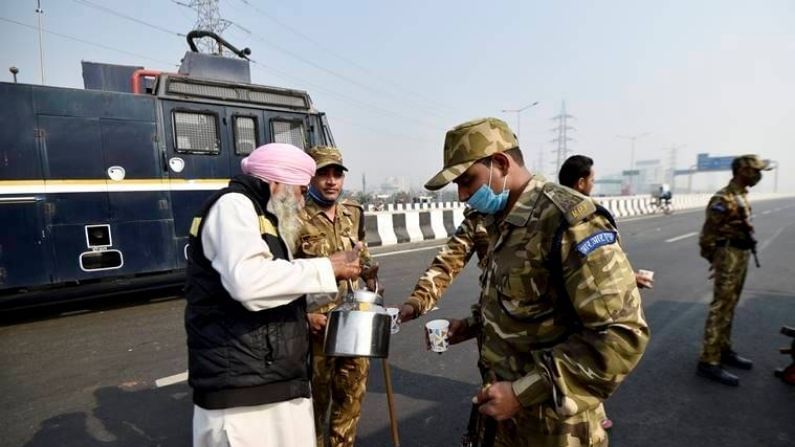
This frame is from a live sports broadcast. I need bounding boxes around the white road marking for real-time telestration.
[373,244,443,258]
[761,210,772,215]
[155,371,188,388]
[665,231,699,243]
[758,224,793,253]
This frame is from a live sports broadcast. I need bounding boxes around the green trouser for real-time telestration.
[700,246,750,365]
[311,335,369,447]
[493,403,608,447]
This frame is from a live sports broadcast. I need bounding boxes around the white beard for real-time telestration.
[267,186,303,254]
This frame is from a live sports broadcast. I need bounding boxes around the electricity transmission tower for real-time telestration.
[185,0,231,54]
[550,101,574,174]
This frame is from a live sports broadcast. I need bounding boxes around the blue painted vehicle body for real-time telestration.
[0,50,333,306]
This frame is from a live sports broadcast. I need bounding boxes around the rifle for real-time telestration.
[461,403,497,447]
[738,200,760,268]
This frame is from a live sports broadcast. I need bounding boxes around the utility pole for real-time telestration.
[185,0,231,54]
[536,146,545,177]
[550,101,574,174]
[362,172,367,195]
[616,132,650,194]
[501,101,539,148]
[665,144,684,191]
[36,0,45,84]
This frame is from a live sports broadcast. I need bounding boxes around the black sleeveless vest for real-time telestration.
[184,174,310,410]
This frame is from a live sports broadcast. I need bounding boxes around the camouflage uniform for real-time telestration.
[425,118,650,447]
[698,179,754,365]
[404,207,490,317]
[295,146,373,447]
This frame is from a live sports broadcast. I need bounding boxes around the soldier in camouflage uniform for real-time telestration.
[294,146,376,447]
[696,154,772,386]
[400,208,490,319]
[412,117,649,446]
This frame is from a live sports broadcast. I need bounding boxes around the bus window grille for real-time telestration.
[173,111,220,154]
[234,116,258,155]
[272,120,305,150]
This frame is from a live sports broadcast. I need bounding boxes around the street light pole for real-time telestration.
[502,101,539,147]
[616,132,650,194]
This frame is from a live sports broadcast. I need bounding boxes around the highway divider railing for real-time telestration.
[363,193,792,248]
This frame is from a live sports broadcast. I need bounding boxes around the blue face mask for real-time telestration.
[466,162,508,214]
[307,184,338,208]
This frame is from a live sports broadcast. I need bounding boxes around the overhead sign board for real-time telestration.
[696,153,734,172]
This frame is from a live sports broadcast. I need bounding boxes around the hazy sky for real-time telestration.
[2,0,793,194]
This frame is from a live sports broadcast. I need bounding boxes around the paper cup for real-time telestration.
[638,269,655,280]
[425,319,450,353]
[386,308,400,334]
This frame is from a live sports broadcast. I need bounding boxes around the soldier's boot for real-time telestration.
[697,362,739,386]
[721,350,753,370]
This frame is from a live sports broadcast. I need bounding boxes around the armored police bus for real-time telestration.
[0,32,335,309]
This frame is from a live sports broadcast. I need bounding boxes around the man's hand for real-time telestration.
[423,318,470,350]
[635,272,654,289]
[361,264,383,295]
[307,313,327,336]
[475,382,522,421]
[329,242,362,280]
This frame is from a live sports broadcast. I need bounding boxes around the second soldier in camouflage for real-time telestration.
[294,146,375,447]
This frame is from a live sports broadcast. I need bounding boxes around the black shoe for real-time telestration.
[697,362,740,386]
[721,350,753,370]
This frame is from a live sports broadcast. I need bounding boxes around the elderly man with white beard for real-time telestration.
[184,143,363,447]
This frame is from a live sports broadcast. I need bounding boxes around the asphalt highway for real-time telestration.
[2,198,794,447]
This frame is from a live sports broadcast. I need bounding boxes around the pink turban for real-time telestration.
[241,143,316,186]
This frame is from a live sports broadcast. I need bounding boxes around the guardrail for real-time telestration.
[363,193,792,247]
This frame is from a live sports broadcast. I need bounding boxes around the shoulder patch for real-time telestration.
[710,201,727,213]
[575,231,617,256]
[543,183,596,224]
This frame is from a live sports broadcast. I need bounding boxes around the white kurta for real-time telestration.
[193,192,338,447]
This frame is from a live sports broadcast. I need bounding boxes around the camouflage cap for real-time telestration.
[424,117,518,191]
[733,154,772,171]
[307,146,348,171]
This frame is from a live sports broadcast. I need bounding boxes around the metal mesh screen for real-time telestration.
[234,116,258,155]
[272,120,305,149]
[173,111,219,154]
[167,79,310,109]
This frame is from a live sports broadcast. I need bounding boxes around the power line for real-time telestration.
[247,61,442,131]
[0,17,178,67]
[72,0,185,37]
[230,0,458,119]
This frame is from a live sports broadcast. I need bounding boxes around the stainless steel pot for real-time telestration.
[324,309,391,358]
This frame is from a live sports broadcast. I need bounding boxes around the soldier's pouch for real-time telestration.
[299,232,329,257]
[494,261,554,322]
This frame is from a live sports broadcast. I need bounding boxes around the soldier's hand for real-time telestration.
[398,304,417,323]
[635,273,654,289]
[447,319,470,345]
[307,313,327,336]
[474,382,522,421]
[329,243,362,280]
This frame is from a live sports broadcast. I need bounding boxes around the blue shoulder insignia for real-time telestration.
[710,202,727,213]
[576,231,617,256]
